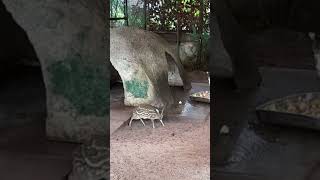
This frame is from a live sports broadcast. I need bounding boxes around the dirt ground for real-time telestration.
[110,116,210,180]
[110,73,210,180]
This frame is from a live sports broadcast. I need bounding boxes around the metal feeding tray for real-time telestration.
[190,90,210,103]
[256,92,320,130]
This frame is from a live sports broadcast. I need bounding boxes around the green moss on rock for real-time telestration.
[47,57,108,116]
[125,79,149,98]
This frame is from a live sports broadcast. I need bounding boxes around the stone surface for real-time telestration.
[220,125,230,134]
[157,32,204,70]
[110,26,191,108]
[179,41,199,68]
[2,0,108,142]
[168,56,184,87]
[210,15,234,78]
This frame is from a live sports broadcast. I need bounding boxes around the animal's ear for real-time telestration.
[309,32,316,40]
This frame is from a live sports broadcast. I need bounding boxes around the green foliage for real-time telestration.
[110,0,210,70]
[128,3,146,28]
[110,0,210,32]
[148,0,210,32]
[110,0,125,18]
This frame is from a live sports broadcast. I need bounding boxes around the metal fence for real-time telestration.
[110,0,210,70]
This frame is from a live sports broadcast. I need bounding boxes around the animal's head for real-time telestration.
[155,106,165,119]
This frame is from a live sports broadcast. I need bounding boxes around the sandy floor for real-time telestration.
[110,115,210,180]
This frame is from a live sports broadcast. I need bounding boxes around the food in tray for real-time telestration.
[259,93,320,119]
[190,90,210,102]
[191,90,210,98]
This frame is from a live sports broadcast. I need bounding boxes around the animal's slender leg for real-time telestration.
[151,119,155,129]
[159,119,165,126]
[140,119,146,126]
[129,116,134,127]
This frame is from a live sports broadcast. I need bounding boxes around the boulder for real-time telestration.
[179,41,199,68]
[110,26,191,108]
[166,41,198,86]
[2,0,108,142]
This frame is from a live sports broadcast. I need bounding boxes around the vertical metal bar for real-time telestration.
[110,0,113,18]
[124,0,129,26]
[197,0,204,69]
[176,0,181,61]
[144,0,147,30]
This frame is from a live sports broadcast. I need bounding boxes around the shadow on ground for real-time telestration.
[0,66,77,180]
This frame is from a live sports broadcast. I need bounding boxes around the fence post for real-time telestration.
[176,0,181,64]
[124,0,129,26]
[197,0,204,69]
[144,0,147,30]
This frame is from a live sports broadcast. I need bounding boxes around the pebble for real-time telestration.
[220,125,230,134]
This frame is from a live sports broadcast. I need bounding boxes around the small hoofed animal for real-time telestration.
[129,105,165,128]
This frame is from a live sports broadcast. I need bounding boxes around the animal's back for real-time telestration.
[134,105,160,119]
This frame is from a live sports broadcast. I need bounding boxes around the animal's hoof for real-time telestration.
[160,120,165,127]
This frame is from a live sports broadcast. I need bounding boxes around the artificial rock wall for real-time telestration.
[2,0,108,143]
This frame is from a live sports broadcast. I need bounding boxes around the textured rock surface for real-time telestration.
[110,42,195,88]
[210,15,234,77]
[179,41,199,69]
[68,136,109,180]
[110,26,191,108]
[2,0,108,142]
[168,56,184,87]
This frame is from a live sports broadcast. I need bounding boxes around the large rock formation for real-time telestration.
[167,55,184,87]
[110,26,191,108]
[1,0,108,142]
[210,15,234,78]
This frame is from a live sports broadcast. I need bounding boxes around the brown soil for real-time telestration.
[110,118,210,180]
